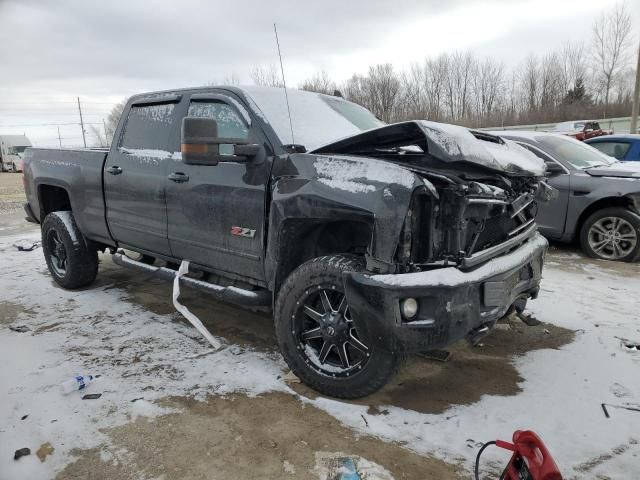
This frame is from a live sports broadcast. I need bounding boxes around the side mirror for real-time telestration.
[181,116,258,165]
[545,161,565,175]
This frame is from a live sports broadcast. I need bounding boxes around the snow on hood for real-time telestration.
[585,161,640,179]
[313,120,546,177]
[417,121,545,176]
[313,155,417,194]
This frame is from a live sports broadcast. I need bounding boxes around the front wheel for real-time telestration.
[42,211,99,289]
[274,255,399,399]
[580,207,640,262]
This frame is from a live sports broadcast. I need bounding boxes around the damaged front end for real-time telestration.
[313,121,550,353]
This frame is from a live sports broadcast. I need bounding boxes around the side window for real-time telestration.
[120,103,177,152]
[589,142,630,160]
[188,101,249,155]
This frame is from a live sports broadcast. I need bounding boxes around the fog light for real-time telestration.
[401,298,419,319]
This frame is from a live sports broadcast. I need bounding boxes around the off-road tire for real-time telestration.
[274,254,399,399]
[579,207,640,262]
[42,211,99,289]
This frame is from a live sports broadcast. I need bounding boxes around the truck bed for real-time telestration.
[23,147,112,245]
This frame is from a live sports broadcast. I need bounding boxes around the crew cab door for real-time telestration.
[104,96,182,255]
[517,142,570,238]
[165,92,272,282]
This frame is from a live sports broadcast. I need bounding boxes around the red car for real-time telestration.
[551,120,611,141]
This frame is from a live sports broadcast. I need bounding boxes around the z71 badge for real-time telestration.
[230,226,256,238]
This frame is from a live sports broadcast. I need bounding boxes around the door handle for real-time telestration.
[168,172,189,183]
[106,166,123,175]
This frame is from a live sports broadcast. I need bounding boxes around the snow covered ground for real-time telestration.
[1,228,639,479]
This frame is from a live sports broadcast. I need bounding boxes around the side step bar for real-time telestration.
[112,253,271,307]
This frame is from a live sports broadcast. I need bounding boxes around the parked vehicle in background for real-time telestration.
[23,85,550,398]
[0,135,32,172]
[551,121,611,141]
[493,131,640,262]
[585,134,640,161]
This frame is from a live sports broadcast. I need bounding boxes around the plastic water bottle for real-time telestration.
[61,375,96,394]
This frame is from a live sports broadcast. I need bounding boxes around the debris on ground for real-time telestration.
[61,374,97,394]
[13,448,30,460]
[283,370,301,384]
[82,393,102,400]
[36,442,54,463]
[13,240,40,252]
[517,311,541,326]
[172,260,222,350]
[8,325,30,333]
[313,452,395,480]
[417,350,452,362]
[361,414,369,427]
[601,403,640,418]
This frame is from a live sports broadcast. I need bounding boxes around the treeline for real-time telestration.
[252,3,637,128]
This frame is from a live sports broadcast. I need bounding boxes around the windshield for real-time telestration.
[242,86,384,150]
[535,134,616,169]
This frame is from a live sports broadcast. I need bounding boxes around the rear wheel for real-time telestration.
[275,255,399,398]
[580,207,640,262]
[42,211,99,289]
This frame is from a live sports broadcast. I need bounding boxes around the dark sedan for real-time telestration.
[585,134,640,161]
[491,131,640,262]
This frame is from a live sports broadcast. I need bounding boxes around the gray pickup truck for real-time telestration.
[23,86,549,398]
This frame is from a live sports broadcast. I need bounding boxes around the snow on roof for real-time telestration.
[0,135,31,146]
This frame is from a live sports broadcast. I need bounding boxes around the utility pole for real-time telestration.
[630,41,640,134]
[77,97,87,148]
[57,127,62,148]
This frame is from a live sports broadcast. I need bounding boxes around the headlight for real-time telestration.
[401,298,419,319]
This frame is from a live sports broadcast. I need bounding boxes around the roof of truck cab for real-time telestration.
[0,134,31,146]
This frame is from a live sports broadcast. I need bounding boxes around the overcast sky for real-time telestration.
[1,0,638,147]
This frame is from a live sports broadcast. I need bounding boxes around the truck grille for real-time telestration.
[467,192,537,255]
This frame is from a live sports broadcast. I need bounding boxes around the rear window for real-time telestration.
[589,141,631,159]
[120,103,177,151]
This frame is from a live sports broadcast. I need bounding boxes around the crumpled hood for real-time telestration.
[585,162,640,179]
[312,120,546,177]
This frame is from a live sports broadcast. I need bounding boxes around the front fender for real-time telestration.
[265,153,427,288]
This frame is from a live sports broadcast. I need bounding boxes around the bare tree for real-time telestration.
[341,73,370,109]
[423,55,448,121]
[249,64,284,87]
[591,3,633,114]
[473,57,504,123]
[366,64,401,122]
[103,101,125,145]
[223,72,241,85]
[300,70,336,95]
[444,52,476,121]
[559,42,587,95]
[521,54,541,115]
[398,63,426,120]
[89,125,107,148]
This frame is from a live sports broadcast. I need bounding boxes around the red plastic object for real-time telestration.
[497,430,563,480]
